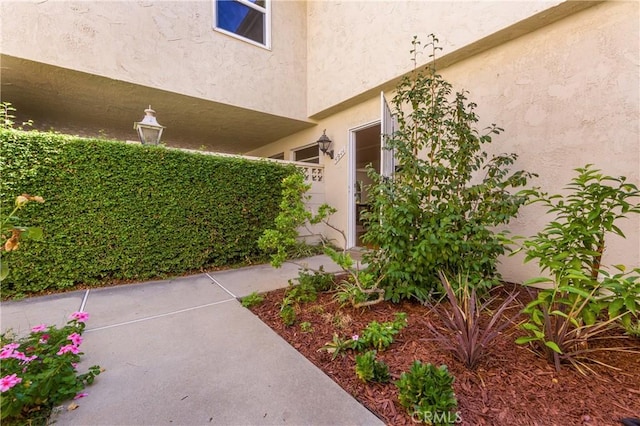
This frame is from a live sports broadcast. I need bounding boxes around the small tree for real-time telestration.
[363,35,535,302]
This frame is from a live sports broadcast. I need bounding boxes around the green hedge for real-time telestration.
[1,129,295,296]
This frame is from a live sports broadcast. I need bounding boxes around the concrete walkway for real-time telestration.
[1,255,383,426]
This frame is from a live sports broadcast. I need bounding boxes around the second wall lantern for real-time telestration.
[316,129,333,159]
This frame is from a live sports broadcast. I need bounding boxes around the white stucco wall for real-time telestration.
[0,0,308,120]
[250,1,640,284]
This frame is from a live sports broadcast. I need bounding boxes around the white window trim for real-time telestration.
[212,0,272,50]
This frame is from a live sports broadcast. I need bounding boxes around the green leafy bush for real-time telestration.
[354,350,390,383]
[299,321,314,333]
[319,312,407,358]
[240,292,264,308]
[294,267,335,293]
[279,304,297,327]
[517,165,640,373]
[258,172,319,268]
[520,165,640,324]
[395,361,458,425]
[0,129,295,297]
[356,312,407,352]
[363,35,534,302]
[1,312,101,425]
[277,268,335,327]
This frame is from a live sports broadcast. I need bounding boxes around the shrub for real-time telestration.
[363,35,534,302]
[0,312,101,425]
[0,129,295,297]
[279,304,297,327]
[240,292,264,308]
[356,312,407,352]
[354,350,390,383]
[520,164,640,325]
[319,313,407,358]
[517,165,640,373]
[295,267,335,293]
[395,361,458,425]
[277,268,335,327]
[258,172,322,268]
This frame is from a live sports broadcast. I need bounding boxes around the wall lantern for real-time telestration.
[316,129,333,159]
[133,105,165,145]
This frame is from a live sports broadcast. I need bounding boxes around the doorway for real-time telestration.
[348,122,380,248]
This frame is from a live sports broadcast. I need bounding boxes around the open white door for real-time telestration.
[380,91,397,178]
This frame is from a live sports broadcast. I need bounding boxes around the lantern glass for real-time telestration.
[133,106,165,145]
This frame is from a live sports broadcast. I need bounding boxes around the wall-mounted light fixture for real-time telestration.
[316,129,333,159]
[133,106,165,145]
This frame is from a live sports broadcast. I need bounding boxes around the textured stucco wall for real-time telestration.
[0,0,308,120]
[447,0,640,283]
[250,1,640,283]
[306,0,574,117]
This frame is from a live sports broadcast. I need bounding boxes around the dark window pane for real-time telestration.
[269,152,285,160]
[294,145,319,163]
[217,0,265,45]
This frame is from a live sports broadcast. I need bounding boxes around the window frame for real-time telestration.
[212,0,271,49]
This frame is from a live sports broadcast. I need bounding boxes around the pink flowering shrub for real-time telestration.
[0,312,101,424]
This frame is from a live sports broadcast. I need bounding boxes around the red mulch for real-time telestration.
[249,283,640,426]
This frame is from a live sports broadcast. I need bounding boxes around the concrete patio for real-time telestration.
[1,255,383,425]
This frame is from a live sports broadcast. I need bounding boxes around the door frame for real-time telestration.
[347,120,380,249]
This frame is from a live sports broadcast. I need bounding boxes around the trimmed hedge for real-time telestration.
[0,129,295,296]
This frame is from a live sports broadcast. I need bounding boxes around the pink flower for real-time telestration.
[67,333,83,346]
[12,351,27,361]
[73,392,88,400]
[17,354,37,364]
[70,311,90,323]
[2,343,20,351]
[57,344,80,355]
[0,348,15,359]
[31,324,47,333]
[39,334,50,344]
[0,374,22,392]
[352,334,359,341]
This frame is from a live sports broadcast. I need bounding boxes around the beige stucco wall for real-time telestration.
[0,0,308,120]
[250,1,640,284]
[306,0,586,117]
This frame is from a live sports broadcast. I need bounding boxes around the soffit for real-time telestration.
[0,55,314,153]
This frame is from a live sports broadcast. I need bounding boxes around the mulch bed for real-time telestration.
[249,283,640,425]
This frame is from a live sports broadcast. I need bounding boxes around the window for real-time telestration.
[293,144,319,164]
[269,152,285,160]
[213,0,270,48]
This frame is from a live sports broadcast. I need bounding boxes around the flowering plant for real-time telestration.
[1,194,45,282]
[0,311,101,424]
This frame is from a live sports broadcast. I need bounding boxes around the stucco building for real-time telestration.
[1,0,638,283]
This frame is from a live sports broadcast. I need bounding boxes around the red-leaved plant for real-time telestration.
[423,272,521,369]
